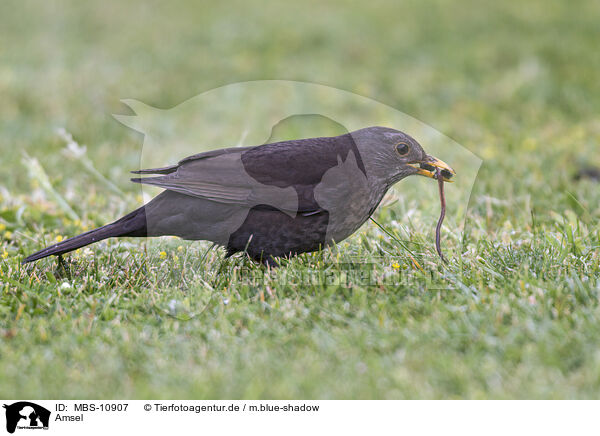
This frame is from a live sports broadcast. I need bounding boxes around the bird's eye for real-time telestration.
[395,142,409,156]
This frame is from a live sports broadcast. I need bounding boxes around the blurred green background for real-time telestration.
[1,0,599,398]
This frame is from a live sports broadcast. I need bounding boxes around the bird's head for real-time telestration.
[351,126,456,186]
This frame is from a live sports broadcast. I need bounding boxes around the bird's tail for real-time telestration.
[23,207,147,264]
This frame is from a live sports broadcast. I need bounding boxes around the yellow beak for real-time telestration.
[409,156,456,182]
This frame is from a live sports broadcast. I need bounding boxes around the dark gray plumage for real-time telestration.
[23,126,455,265]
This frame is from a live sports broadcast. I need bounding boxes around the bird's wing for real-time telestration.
[130,146,254,175]
[132,150,298,212]
[131,134,367,214]
[132,175,253,204]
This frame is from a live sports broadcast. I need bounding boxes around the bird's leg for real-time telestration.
[262,256,280,268]
[57,254,72,280]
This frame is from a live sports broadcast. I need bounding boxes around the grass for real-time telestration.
[1,0,600,398]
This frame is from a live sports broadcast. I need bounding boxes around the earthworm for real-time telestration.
[435,167,447,263]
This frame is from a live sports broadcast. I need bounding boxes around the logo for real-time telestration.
[3,402,50,434]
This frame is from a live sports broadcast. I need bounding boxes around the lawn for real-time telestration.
[1,0,600,399]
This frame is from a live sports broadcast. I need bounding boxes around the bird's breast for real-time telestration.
[318,184,385,244]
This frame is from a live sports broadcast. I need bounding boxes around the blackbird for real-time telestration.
[23,126,455,265]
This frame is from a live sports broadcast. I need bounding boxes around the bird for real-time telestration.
[23,126,455,265]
